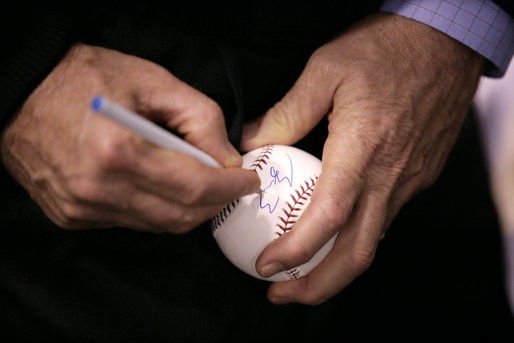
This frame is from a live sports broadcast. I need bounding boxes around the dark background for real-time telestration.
[1,2,513,342]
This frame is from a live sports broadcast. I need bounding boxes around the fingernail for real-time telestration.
[259,262,284,277]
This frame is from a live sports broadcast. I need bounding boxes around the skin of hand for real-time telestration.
[240,13,484,305]
[0,43,260,233]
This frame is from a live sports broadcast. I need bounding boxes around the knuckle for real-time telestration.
[181,97,224,139]
[90,133,132,171]
[296,279,331,306]
[50,211,75,230]
[67,177,102,204]
[309,48,338,76]
[318,197,352,229]
[350,244,376,273]
[136,91,157,113]
[194,99,225,133]
[179,183,207,207]
[58,201,87,228]
[189,97,223,129]
[200,98,223,120]
[68,43,96,64]
[285,240,314,266]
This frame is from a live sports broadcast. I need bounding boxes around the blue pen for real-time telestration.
[91,95,221,168]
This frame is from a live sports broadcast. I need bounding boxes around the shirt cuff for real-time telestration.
[380,0,514,77]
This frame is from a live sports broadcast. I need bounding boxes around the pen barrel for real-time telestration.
[91,96,221,168]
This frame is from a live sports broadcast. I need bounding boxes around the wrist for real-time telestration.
[380,0,514,77]
[379,13,485,82]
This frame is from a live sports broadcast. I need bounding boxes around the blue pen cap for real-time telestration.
[91,95,105,112]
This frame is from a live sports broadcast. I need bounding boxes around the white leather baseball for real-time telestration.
[211,145,337,282]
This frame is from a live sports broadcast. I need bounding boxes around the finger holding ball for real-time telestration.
[211,145,337,282]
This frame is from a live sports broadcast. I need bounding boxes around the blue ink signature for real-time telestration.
[259,154,293,214]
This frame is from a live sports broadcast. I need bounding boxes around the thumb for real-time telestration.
[241,61,336,151]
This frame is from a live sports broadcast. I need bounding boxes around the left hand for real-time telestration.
[240,13,484,305]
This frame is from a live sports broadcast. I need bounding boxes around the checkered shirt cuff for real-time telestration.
[381,0,514,77]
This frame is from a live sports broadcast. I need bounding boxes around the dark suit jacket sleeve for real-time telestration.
[0,8,76,131]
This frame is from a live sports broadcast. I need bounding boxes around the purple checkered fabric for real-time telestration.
[381,0,514,77]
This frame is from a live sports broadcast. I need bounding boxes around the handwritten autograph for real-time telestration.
[259,154,293,214]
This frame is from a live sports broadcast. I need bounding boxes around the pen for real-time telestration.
[90,95,222,168]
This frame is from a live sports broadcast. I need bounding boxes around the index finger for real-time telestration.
[132,144,262,206]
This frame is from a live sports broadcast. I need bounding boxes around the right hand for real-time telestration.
[0,43,260,233]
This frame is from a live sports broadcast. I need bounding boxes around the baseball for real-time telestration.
[211,145,337,282]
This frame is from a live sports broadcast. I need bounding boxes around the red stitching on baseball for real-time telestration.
[250,145,273,171]
[276,176,318,237]
[211,199,240,234]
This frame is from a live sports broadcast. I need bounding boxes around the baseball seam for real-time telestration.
[284,268,301,280]
[249,145,273,171]
[211,199,240,234]
[211,146,319,281]
[276,176,318,237]
[276,175,318,281]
